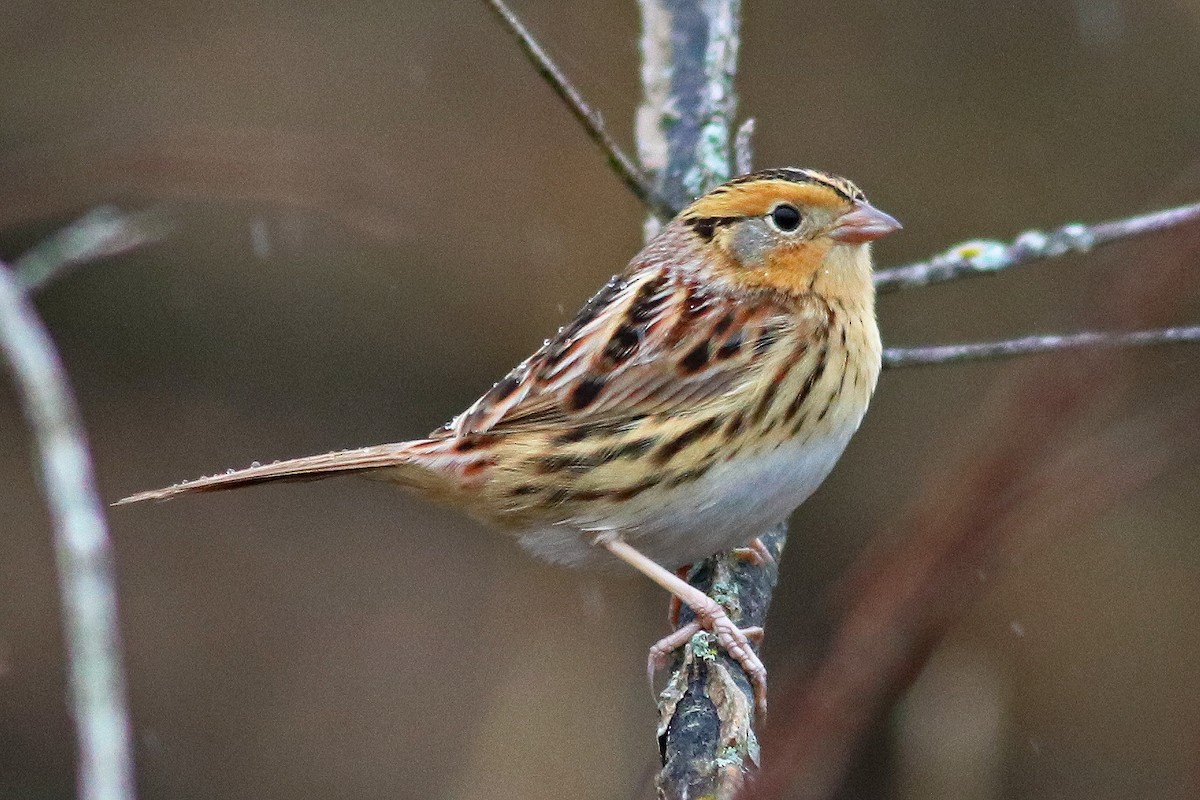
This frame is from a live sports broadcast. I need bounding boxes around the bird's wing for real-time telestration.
[446,266,813,436]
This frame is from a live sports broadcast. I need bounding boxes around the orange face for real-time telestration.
[677,169,899,298]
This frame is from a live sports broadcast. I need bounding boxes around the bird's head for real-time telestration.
[675,167,901,301]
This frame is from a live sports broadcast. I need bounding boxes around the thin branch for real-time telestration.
[874,201,1200,293]
[15,206,171,292]
[883,324,1200,368]
[482,0,675,220]
[0,259,135,800]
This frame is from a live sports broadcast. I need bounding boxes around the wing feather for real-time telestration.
[448,266,800,436]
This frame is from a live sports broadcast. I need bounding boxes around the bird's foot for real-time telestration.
[731,536,775,567]
[648,609,767,717]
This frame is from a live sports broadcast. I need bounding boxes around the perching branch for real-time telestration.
[882,324,1200,368]
[657,525,785,800]
[482,0,675,220]
[633,3,757,800]
[0,259,135,800]
[874,200,1200,293]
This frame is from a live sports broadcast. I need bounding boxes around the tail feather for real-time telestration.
[114,441,447,505]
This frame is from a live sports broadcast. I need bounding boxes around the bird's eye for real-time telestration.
[769,203,802,232]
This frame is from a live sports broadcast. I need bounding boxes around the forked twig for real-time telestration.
[482,0,675,220]
[875,201,1200,293]
[883,324,1200,368]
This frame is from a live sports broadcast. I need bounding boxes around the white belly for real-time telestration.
[516,417,862,570]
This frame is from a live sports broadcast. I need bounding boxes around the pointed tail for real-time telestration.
[114,441,451,505]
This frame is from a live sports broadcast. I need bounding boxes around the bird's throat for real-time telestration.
[728,240,876,313]
[806,243,877,311]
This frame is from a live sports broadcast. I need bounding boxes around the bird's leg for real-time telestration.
[666,566,691,627]
[598,536,767,716]
[731,536,775,566]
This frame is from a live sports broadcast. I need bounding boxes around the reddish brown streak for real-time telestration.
[460,459,494,478]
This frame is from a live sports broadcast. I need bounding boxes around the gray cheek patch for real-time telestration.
[729,220,775,267]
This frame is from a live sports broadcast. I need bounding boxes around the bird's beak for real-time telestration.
[828,200,903,243]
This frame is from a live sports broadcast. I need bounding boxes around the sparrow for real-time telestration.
[117,167,901,714]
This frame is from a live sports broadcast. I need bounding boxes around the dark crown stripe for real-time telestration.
[724,167,862,203]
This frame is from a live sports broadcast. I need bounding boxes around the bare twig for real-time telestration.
[15,206,170,292]
[874,201,1200,293]
[882,324,1200,368]
[482,0,675,220]
[0,259,135,800]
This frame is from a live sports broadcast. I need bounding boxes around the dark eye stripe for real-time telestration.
[684,215,738,242]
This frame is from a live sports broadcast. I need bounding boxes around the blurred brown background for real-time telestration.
[2,1,1199,798]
